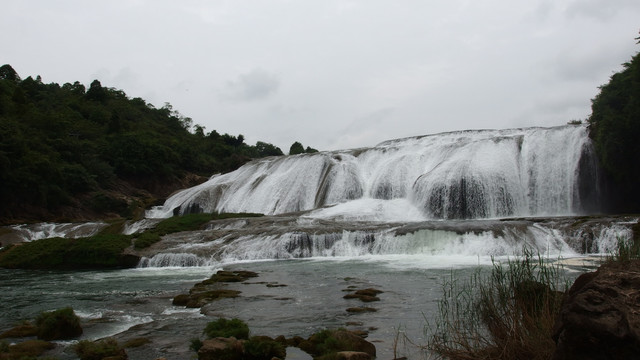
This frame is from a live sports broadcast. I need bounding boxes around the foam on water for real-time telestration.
[7,222,107,241]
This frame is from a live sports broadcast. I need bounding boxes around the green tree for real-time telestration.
[86,79,107,102]
[588,37,640,211]
[0,64,20,83]
[289,141,304,155]
[255,141,283,157]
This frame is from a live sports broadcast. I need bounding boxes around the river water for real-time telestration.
[0,251,597,360]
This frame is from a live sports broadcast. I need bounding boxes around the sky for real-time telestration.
[2,1,639,152]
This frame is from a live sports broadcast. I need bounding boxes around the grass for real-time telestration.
[425,249,568,360]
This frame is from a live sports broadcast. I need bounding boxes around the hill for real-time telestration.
[0,65,284,224]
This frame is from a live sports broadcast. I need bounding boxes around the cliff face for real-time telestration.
[553,260,640,359]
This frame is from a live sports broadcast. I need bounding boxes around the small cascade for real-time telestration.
[123,219,162,235]
[150,125,601,220]
[137,253,214,268]
[5,222,107,242]
[135,216,636,267]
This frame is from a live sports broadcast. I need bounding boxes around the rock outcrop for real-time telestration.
[553,260,640,359]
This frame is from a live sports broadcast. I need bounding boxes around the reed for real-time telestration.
[425,249,568,360]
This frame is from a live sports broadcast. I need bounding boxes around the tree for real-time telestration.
[587,37,640,211]
[86,79,107,102]
[0,64,20,83]
[289,141,304,155]
[255,141,284,157]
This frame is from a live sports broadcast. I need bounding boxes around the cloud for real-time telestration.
[222,69,280,102]
[565,0,640,21]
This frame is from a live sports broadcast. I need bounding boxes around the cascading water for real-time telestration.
[136,215,636,268]
[148,125,599,220]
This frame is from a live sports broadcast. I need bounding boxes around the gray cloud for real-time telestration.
[222,69,280,102]
[2,1,639,152]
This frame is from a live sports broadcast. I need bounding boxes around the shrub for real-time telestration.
[425,250,568,360]
[35,307,82,341]
[189,338,203,352]
[203,318,250,340]
[74,338,126,360]
[244,336,286,360]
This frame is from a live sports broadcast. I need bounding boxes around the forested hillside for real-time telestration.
[0,65,284,223]
[588,36,640,212]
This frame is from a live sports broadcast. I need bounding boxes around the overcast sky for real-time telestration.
[3,1,639,152]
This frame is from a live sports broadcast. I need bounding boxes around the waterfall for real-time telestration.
[135,215,636,268]
[150,125,599,220]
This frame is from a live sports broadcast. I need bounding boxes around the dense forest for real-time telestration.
[0,65,288,223]
[587,36,640,212]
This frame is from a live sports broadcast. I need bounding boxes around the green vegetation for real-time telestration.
[0,64,283,222]
[0,339,55,360]
[587,36,640,211]
[289,141,318,155]
[74,338,126,360]
[0,323,37,339]
[0,213,263,269]
[35,307,82,341]
[243,336,286,360]
[0,233,134,269]
[425,251,567,360]
[203,318,250,340]
[298,329,375,360]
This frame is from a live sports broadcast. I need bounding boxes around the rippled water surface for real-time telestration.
[0,257,499,359]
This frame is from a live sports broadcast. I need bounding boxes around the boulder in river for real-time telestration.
[552,260,640,359]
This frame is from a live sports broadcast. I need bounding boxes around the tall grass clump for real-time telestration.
[425,249,568,360]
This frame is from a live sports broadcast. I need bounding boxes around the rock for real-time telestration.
[552,260,640,360]
[336,351,372,360]
[198,337,244,360]
[343,288,383,302]
[300,329,376,358]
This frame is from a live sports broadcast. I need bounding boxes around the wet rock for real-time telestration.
[173,270,257,308]
[299,329,376,358]
[173,289,241,308]
[198,337,244,360]
[343,288,383,302]
[552,260,640,360]
[336,351,372,360]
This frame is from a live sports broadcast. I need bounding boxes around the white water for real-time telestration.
[137,216,635,269]
[149,125,597,220]
[6,222,107,242]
